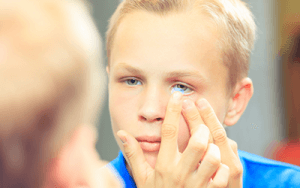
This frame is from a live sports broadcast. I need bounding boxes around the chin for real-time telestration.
[143,151,158,169]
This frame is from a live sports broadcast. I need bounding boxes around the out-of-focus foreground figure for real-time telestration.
[0,0,119,187]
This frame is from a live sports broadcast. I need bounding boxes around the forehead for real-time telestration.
[110,10,228,84]
[111,10,222,60]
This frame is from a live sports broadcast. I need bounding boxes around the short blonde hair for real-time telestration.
[0,0,104,187]
[106,0,256,91]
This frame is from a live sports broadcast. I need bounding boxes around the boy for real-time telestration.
[0,0,119,187]
[105,0,300,187]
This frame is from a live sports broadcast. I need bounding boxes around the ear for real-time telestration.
[224,77,253,126]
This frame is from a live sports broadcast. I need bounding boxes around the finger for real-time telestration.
[182,99,204,134]
[193,143,221,187]
[196,99,243,187]
[178,124,209,176]
[228,138,238,156]
[117,130,152,186]
[182,99,213,143]
[157,91,183,164]
[196,98,229,148]
[207,163,229,188]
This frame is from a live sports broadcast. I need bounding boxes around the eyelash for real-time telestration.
[172,83,193,94]
[121,77,194,94]
[124,78,142,86]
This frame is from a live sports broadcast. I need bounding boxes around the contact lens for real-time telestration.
[171,87,185,94]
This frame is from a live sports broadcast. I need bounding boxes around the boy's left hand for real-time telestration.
[195,98,243,188]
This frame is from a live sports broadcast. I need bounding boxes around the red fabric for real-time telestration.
[270,139,300,166]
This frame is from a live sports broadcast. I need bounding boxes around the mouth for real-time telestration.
[136,136,161,152]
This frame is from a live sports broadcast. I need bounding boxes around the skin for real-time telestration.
[108,10,253,188]
[118,94,230,187]
[109,10,228,167]
[43,126,121,188]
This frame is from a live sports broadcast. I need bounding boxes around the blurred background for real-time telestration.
[91,0,300,166]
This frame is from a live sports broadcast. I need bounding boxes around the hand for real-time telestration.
[195,98,243,188]
[117,92,229,188]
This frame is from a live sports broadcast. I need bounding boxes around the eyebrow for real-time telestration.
[115,63,144,76]
[115,63,209,84]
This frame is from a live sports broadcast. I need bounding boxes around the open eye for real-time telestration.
[125,78,142,86]
[172,84,193,94]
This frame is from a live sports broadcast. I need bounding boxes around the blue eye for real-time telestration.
[125,78,142,86]
[171,84,193,94]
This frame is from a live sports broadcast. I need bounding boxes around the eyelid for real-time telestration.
[120,76,143,85]
[119,76,141,82]
[171,82,194,95]
[172,81,195,90]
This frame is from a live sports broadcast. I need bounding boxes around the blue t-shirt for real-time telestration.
[107,150,300,188]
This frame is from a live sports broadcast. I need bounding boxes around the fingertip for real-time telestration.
[196,98,208,110]
[117,130,127,144]
[172,91,183,101]
[182,99,194,110]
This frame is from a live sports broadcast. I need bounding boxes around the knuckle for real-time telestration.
[190,139,207,154]
[212,128,227,143]
[206,154,221,167]
[205,144,221,166]
[230,163,243,179]
[155,162,172,176]
[167,106,181,114]
[161,123,177,139]
[199,124,209,132]
[230,140,238,151]
[172,171,185,186]
[155,163,165,176]
[210,180,228,188]
[187,112,201,122]
[196,124,210,138]
[124,148,137,161]
[203,110,215,121]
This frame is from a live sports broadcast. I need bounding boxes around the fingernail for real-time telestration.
[182,99,193,110]
[196,98,207,110]
[117,130,127,144]
[173,91,182,101]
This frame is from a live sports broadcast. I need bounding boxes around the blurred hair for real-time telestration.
[0,0,105,187]
[106,0,256,91]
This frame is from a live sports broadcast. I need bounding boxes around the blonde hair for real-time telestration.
[106,0,256,90]
[0,0,104,187]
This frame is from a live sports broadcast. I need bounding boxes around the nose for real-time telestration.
[138,86,167,123]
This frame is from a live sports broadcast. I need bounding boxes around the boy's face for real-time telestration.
[108,11,231,168]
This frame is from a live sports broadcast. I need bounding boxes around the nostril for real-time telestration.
[156,118,162,121]
[139,116,147,121]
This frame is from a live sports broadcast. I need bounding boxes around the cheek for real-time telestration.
[208,99,228,124]
[178,115,191,153]
[108,86,139,133]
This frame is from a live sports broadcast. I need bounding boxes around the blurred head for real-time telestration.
[106,0,255,169]
[0,0,108,187]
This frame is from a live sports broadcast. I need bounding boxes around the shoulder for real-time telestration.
[238,150,300,188]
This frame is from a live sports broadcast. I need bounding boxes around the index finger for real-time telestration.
[196,98,229,148]
[196,98,243,186]
[158,91,183,162]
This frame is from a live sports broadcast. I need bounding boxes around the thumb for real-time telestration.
[117,130,153,185]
